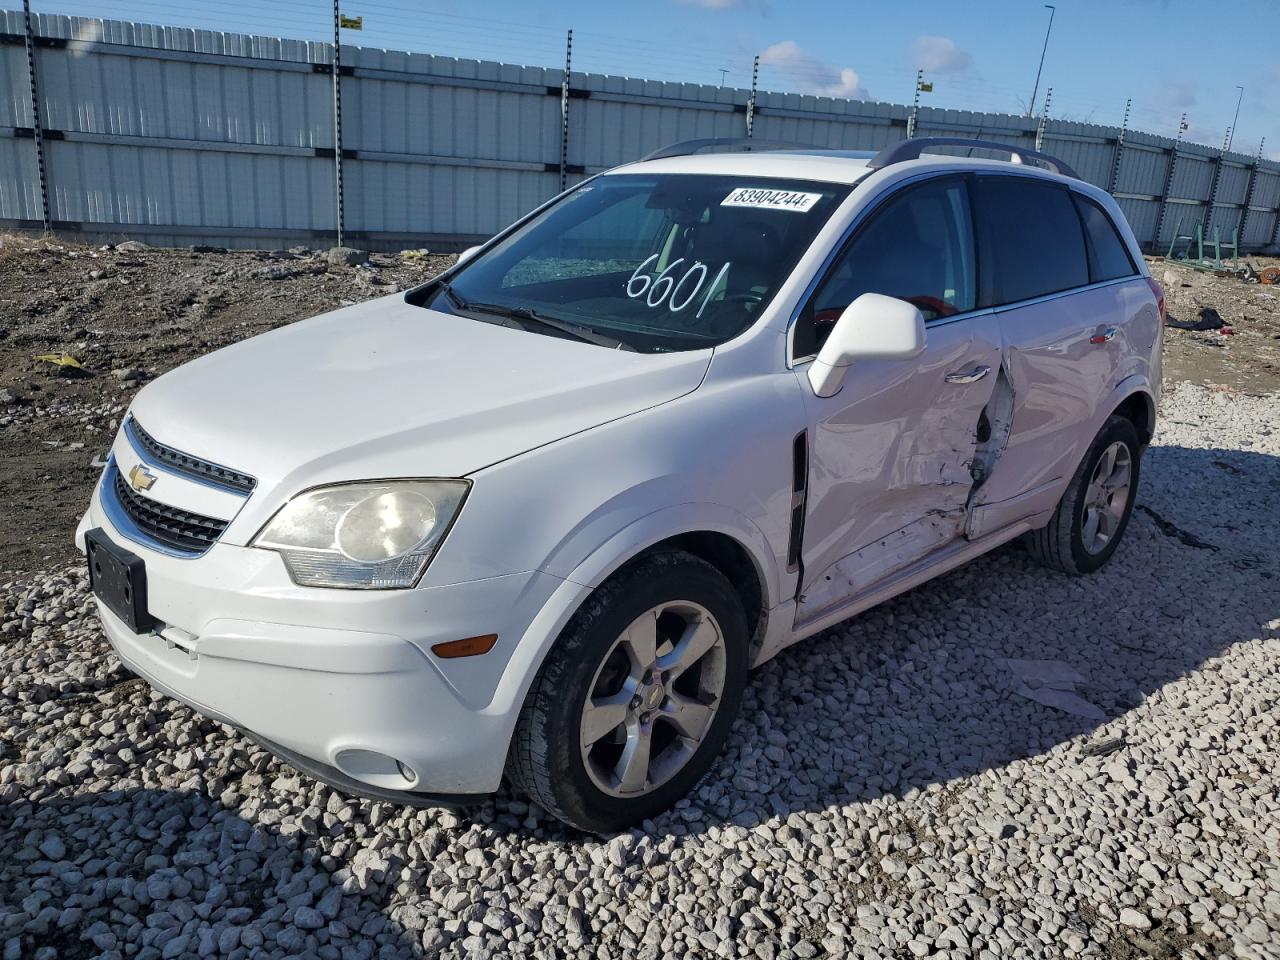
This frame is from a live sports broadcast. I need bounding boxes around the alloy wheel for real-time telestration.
[579,601,727,798]
[1081,440,1132,555]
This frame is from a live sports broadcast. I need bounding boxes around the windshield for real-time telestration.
[422,174,851,353]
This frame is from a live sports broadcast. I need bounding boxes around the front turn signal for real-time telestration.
[431,634,498,659]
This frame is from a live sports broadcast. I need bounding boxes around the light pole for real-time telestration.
[1028,4,1055,117]
[1227,85,1243,152]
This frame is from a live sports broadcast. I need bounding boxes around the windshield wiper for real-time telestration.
[438,279,469,313]
[453,296,637,351]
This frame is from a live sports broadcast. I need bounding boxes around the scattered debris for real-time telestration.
[1079,737,1126,758]
[1136,505,1219,551]
[1000,659,1106,721]
[326,246,369,267]
[1166,306,1224,332]
[33,352,82,368]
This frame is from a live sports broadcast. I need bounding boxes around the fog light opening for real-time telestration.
[396,760,417,784]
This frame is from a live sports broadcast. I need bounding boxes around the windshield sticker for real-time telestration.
[721,187,822,212]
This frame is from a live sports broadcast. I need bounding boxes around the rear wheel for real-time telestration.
[508,551,748,833]
[1025,414,1141,575]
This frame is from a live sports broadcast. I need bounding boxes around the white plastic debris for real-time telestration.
[1000,658,1106,720]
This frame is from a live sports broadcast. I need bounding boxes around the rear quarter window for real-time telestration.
[1073,194,1138,282]
[973,176,1089,306]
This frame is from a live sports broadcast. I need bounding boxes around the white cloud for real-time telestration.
[759,40,868,99]
[912,36,973,74]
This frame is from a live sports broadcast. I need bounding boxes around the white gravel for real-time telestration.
[1,381,1278,959]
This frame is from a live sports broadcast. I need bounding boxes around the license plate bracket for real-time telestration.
[86,528,156,634]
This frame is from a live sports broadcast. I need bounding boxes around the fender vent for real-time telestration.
[787,431,808,574]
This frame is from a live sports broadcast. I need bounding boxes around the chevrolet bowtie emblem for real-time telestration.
[128,463,157,492]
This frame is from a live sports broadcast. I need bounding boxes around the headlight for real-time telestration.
[252,480,469,589]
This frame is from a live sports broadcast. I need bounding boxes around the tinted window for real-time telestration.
[794,177,976,358]
[973,177,1088,305]
[1074,194,1137,282]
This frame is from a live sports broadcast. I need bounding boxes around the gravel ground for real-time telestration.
[1,381,1277,959]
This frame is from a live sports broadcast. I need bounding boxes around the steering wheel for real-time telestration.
[814,294,956,329]
[721,292,764,305]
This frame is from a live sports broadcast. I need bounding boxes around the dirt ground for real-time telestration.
[2,235,1279,574]
[1155,255,1280,393]
[0,235,455,574]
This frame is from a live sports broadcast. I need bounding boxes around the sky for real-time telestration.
[30,0,1280,157]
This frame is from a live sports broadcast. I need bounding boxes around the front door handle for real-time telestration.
[945,365,991,385]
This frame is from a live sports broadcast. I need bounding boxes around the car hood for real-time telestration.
[130,293,710,493]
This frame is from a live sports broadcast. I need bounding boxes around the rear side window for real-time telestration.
[1073,194,1137,282]
[973,176,1088,306]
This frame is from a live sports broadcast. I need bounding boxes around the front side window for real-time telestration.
[1073,194,1137,282]
[425,174,850,353]
[973,176,1088,305]
[793,176,976,359]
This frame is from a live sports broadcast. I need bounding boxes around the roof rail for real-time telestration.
[868,137,1079,179]
[640,138,819,162]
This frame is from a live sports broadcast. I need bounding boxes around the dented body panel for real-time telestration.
[796,312,1003,619]
[977,277,1155,518]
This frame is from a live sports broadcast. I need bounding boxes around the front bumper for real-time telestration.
[78,477,568,797]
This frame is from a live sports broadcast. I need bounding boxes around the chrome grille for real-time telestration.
[126,418,256,493]
[111,468,229,554]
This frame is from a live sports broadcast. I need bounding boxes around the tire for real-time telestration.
[1024,414,1141,575]
[508,550,749,833]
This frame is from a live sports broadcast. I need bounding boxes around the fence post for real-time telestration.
[1108,98,1130,194]
[559,29,572,191]
[330,0,345,248]
[907,69,922,140]
[1204,131,1229,242]
[1238,138,1264,251]
[21,0,51,234]
[1270,187,1280,254]
[1153,113,1186,251]
[1034,87,1052,153]
[745,55,758,138]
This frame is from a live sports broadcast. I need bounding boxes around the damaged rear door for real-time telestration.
[791,174,1009,623]
[963,174,1130,537]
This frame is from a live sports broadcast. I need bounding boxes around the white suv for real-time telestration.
[78,137,1163,833]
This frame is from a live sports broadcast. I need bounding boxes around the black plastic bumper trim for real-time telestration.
[239,729,485,810]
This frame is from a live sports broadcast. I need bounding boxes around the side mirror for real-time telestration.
[456,245,483,265]
[807,293,926,398]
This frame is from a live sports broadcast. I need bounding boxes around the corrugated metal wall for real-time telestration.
[3,10,1280,253]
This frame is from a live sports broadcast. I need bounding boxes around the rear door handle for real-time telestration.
[945,365,991,385]
[1089,326,1118,344]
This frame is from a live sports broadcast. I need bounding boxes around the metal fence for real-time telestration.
[3,9,1280,253]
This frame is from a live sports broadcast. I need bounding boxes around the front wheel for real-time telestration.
[1024,414,1141,575]
[508,551,748,833]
